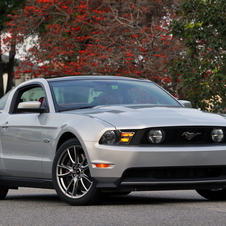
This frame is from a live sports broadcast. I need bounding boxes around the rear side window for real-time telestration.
[0,91,11,110]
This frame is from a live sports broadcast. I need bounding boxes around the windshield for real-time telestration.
[48,78,181,112]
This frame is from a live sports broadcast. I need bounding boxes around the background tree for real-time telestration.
[6,0,184,96]
[0,0,26,96]
[170,0,226,112]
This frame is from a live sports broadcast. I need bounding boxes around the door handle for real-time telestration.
[2,122,9,129]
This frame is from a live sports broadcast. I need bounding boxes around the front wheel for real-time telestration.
[52,138,102,205]
[0,184,8,200]
[196,188,226,201]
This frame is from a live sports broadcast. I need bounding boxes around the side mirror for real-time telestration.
[17,101,46,113]
[179,100,192,108]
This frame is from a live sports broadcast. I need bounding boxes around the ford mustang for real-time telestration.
[1,75,226,205]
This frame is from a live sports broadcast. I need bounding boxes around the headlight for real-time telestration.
[211,128,224,143]
[100,130,135,145]
[100,130,118,144]
[148,129,165,144]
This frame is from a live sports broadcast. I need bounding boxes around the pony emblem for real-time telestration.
[182,132,201,140]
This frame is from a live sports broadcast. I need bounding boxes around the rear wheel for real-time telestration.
[0,185,8,200]
[196,188,226,200]
[52,138,102,205]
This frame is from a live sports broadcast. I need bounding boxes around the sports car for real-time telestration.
[1,75,226,205]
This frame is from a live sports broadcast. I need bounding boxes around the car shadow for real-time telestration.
[5,193,61,203]
[4,190,213,206]
[101,193,209,206]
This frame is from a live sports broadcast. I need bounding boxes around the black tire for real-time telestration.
[196,188,226,201]
[0,184,8,200]
[52,138,102,206]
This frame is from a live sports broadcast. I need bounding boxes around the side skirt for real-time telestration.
[0,176,54,189]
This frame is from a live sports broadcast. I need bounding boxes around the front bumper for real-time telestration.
[84,142,226,190]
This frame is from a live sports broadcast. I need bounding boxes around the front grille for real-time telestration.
[122,166,226,181]
[130,126,226,145]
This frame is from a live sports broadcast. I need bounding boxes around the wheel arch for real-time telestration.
[56,132,79,152]
[55,130,93,168]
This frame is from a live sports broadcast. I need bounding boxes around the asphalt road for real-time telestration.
[0,188,226,226]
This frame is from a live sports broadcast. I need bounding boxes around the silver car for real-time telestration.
[1,75,226,205]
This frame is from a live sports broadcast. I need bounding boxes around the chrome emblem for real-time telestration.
[182,132,201,140]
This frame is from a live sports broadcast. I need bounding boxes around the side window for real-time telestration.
[11,85,47,114]
[20,87,45,102]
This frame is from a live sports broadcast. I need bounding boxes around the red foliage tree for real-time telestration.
[6,0,183,96]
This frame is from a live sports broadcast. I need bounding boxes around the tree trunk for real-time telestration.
[0,61,4,97]
[0,35,5,97]
[6,37,16,93]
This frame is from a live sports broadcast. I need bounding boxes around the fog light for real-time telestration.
[148,129,164,144]
[211,129,224,143]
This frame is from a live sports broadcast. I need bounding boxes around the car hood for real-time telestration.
[69,105,226,129]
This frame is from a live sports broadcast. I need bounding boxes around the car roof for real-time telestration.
[46,75,150,82]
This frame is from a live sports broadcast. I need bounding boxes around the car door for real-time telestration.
[0,84,47,178]
[0,91,13,175]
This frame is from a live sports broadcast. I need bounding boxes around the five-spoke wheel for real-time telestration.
[52,138,101,205]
